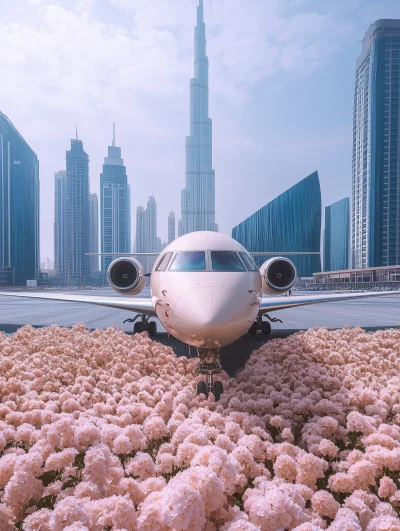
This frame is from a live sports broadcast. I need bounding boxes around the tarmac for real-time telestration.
[1,288,399,375]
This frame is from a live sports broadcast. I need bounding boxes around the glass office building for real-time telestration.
[352,19,400,268]
[232,171,322,277]
[66,137,90,286]
[89,193,99,274]
[0,112,40,286]
[54,170,67,282]
[324,197,350,272]
[100,130,130,274]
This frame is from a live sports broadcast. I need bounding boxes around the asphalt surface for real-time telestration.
[1,288,399,375]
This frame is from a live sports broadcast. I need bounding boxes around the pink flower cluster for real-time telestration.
[1,323,400,529]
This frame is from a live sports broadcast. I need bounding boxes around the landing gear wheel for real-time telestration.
[248,322,257,335]
[134,322,143,334]
[148,321,157,337]
[196,381,208,397]
[213,381,224,401]
[262,321,271,335]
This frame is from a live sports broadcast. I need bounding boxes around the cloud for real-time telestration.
[0,0,397,257]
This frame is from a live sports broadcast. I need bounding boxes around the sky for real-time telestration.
[1,0,400,260]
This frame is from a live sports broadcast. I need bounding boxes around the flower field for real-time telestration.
[2,325,400,530]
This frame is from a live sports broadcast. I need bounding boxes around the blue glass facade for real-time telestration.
[0,112,40,286]
[232,172,322,277]
[324,198,350,272]
[100,138,130,274]
[352,20,400,268]
[66,138,90,286]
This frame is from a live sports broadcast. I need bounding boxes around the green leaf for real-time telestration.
[38,470,61,487]
[73,450,86,470]
[36,494,57,510]
[62,476,80,490]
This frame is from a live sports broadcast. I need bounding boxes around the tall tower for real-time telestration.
[89,193,99,274]
[0,112,40,286]
[168,211,176,243]
[65,135,90,286]
[180,0,217,235]
[145,196,158,253]
[135,196,158,272]
[352,20,400,268]
[54,170,67,282]
[100,125,130,274]
[324,198,350,272]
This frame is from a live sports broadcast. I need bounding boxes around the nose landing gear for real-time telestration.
[123,314,157,337]
[196,348,224,401]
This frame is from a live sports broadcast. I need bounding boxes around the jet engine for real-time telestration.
[260,257,297,295]
[107,257,146,296]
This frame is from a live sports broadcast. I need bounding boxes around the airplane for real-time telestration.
[1,230,400,400]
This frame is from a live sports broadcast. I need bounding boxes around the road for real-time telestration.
[0,288,399,374]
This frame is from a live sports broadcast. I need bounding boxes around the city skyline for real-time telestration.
[1,1,400,261]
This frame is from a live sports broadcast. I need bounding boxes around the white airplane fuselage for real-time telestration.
[149,232,262,349]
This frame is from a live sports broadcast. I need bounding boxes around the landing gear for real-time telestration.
[124,315,157,337]
[248,313,282,336]
[196,348,224,401]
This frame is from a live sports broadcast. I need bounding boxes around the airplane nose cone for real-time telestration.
[175,286,234,326]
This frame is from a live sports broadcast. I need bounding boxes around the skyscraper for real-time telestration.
[0,112,40,286]
[168,211,176,243]
[54,170,67,282]
[135,196,158,272]
[180,0,217,235]
[232,172,322,277]
[100,125,130,273]
[324,198,350,272]
[135,206,146,254]
[145,196,158,254]
[65,133,90,286]
[89,193,99,273]
[352,20,400,268]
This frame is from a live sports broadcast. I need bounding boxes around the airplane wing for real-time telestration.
[260,290,400,313]
[0,292,156,316]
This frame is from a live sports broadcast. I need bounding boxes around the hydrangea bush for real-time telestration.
[1,324,400,530]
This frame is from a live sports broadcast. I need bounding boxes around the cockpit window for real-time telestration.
[156,252,173,271]
[169,251,206,271]
[240,252,258,271]
[211,251,246,272]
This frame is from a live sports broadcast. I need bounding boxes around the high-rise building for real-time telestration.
[352,20,400,268]
[65,132,90,286]
[135,196,158,272]
[100,125,130,273]
[0,112,40,286]
[135,206,146,254]
[127,183,131,252]
[180,0,217,235]
[232,172,322,277]
[324,198,350,272]
[89,193,99,273]
[54,170,67,282]
[146,196,158,253]
[168,211,176,243]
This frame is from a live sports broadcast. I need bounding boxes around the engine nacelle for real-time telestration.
[260,257,297,295]
[107,257,146,296]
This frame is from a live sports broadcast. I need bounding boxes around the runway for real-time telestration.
[1,288,399,374]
